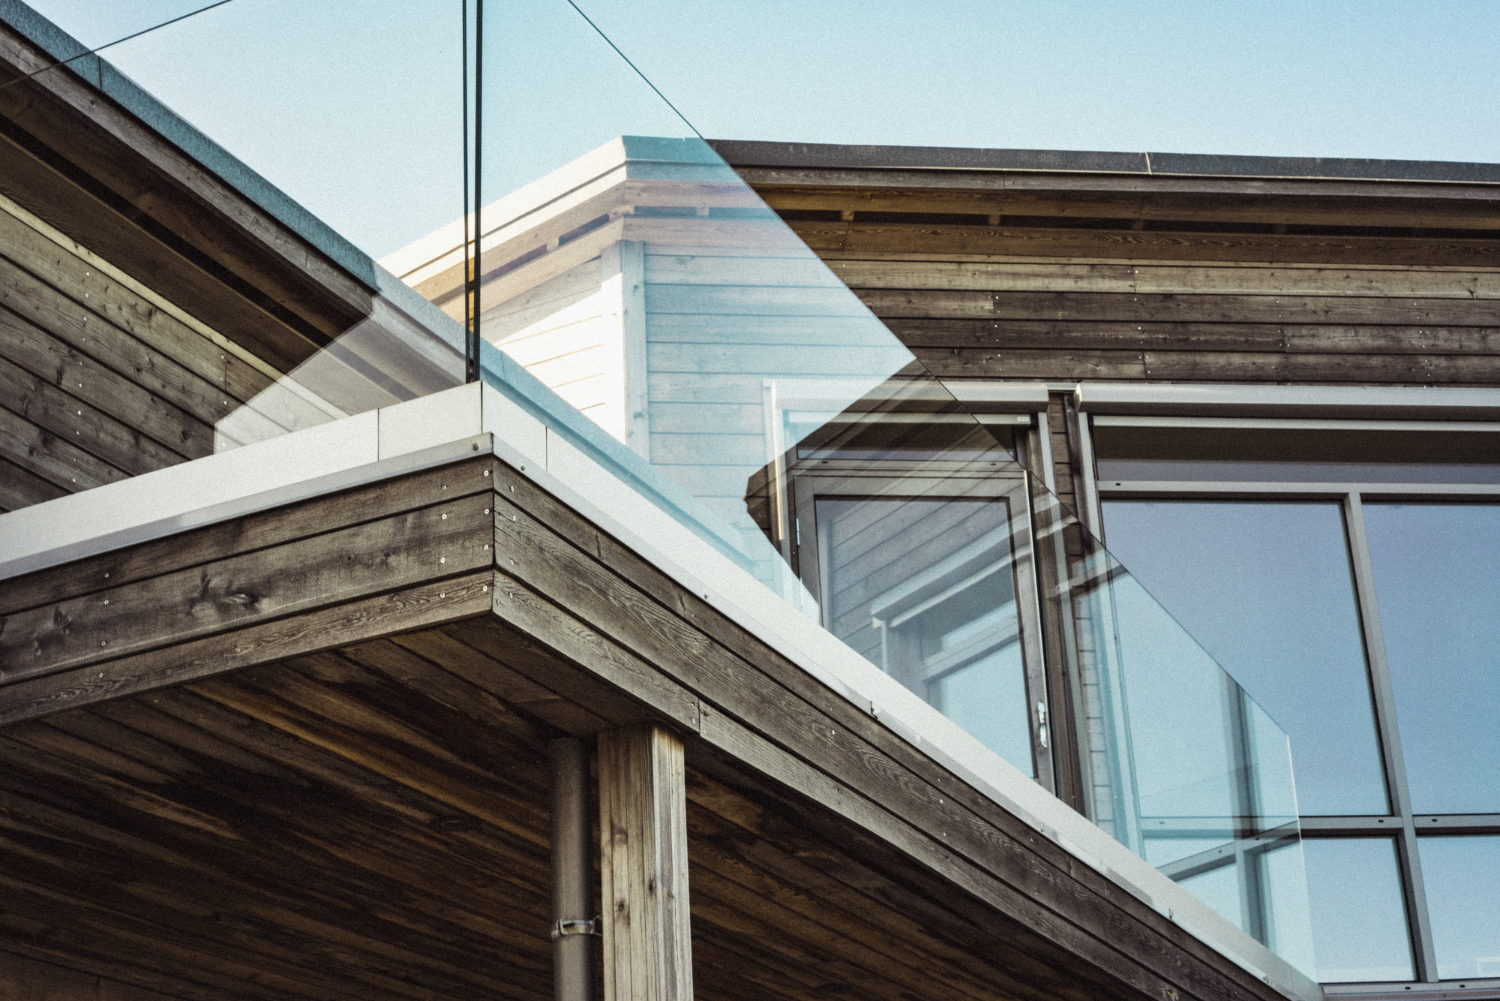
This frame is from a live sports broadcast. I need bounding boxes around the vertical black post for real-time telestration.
[467,0,484,383]
[461,0,471,368]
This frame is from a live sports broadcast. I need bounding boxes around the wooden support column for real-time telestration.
[597,725,693,1001]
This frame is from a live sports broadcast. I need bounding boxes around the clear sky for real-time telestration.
[25,0,1500,260]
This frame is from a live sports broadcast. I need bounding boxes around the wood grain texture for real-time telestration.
[598,724,694,1001]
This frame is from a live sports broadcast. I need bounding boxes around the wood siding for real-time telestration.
[0,450,1300,1001]
[0,195,301,513]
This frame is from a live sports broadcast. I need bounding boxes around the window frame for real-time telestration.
[786,458,1057,791]
[1082,402,1500,994]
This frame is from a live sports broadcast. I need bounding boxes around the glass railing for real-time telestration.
[8,0,1311,974]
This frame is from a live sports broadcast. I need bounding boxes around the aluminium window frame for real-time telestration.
[1080,401,1500,995]
[785,456,1057,792]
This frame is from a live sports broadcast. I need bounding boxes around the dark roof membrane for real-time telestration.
[709,139,1500,185]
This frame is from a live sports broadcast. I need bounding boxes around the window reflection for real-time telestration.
[1302,838,1415,983]
[1100,501,1389,815]
[1418,836,1500,980]
[814,495,1036,776]
[1364,503,1500,814]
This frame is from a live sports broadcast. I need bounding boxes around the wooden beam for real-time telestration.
[597,724,693,1001]
[0,948,191,1001]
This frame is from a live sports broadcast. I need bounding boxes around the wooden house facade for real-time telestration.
[1,4,1498,1001]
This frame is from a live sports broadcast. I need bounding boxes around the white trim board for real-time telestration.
[1076,382,1500,419]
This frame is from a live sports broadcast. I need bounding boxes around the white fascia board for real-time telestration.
[1077,381,1500,419]
[378,138,631,282]
[943,380,1051,411]
[0,381,1321,1001]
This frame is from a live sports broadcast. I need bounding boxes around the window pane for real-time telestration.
[1363,503,1500,814]
[1303,838,1414,983]
[1179,863,1244,932]
[1418,836,1500,980]
[816,496,1035,776]
[1100,501,1388,815]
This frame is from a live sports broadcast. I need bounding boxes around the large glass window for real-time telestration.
[1095,418,1500,991]
[1302,838,1415,983]
[1100,500,1387,815]
[1418,836,1500,980]
[1363,503,1500,815]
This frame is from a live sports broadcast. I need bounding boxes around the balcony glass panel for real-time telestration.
[1101,500,1388,815]
[1363,503,1500,814]
[31,3,1314,970]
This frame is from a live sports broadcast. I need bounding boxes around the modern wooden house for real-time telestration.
[2,4,1499,1001]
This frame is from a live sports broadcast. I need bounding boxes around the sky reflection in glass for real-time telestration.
[1101,501,1388,815]
[1303,838,1414,983]
[1363,503,1500,815]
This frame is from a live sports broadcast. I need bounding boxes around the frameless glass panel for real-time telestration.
[39,1,1317,969]
[1095,426,1500,484]
[1302,838,1414,983]
[1418,836,1500,980]
[1180,863,1244,931]
[1101,501,1388,815]
[1364,503,1500,814]
[1040,488,1313,969]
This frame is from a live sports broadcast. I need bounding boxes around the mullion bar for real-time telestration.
[1345,492,1439,983]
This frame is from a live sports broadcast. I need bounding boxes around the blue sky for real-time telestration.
[26,0,1500,259]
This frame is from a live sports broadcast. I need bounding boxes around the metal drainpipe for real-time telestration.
[549,738,594,1001]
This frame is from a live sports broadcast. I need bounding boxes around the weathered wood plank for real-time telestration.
[0,573,493,725]
[0,251,242,427]
[0,454,67,511]
[337,638,549,748]
[0,494,494,683]
[0,352,188,475]
[918,346,1500,384]
[0,302,214,458]
[0,121,323,380]
[913,347,1149,381]
[0,204,289,409]
[0,948,188,1001]
[598,724,694,1001]
[686,769,1097,1001]
[0,722,554,986]
[0,690,558,990]
[0,456,496,616]
[0,399,126,492]
[791,220,1500,267]
[827,258,1500,298]
[884,317,1500,357]
[860,288,1500,324]
[390,627,614,736]
[187,662,550,849]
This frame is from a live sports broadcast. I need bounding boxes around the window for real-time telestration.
[1093,416,1500,991]
[779,415,1054,785]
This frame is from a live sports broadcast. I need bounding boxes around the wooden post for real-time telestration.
[597,725,693,1001]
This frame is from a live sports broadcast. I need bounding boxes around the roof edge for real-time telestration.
[709,138,1500,186]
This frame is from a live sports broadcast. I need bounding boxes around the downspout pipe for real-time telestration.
[550,738,594,1001]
